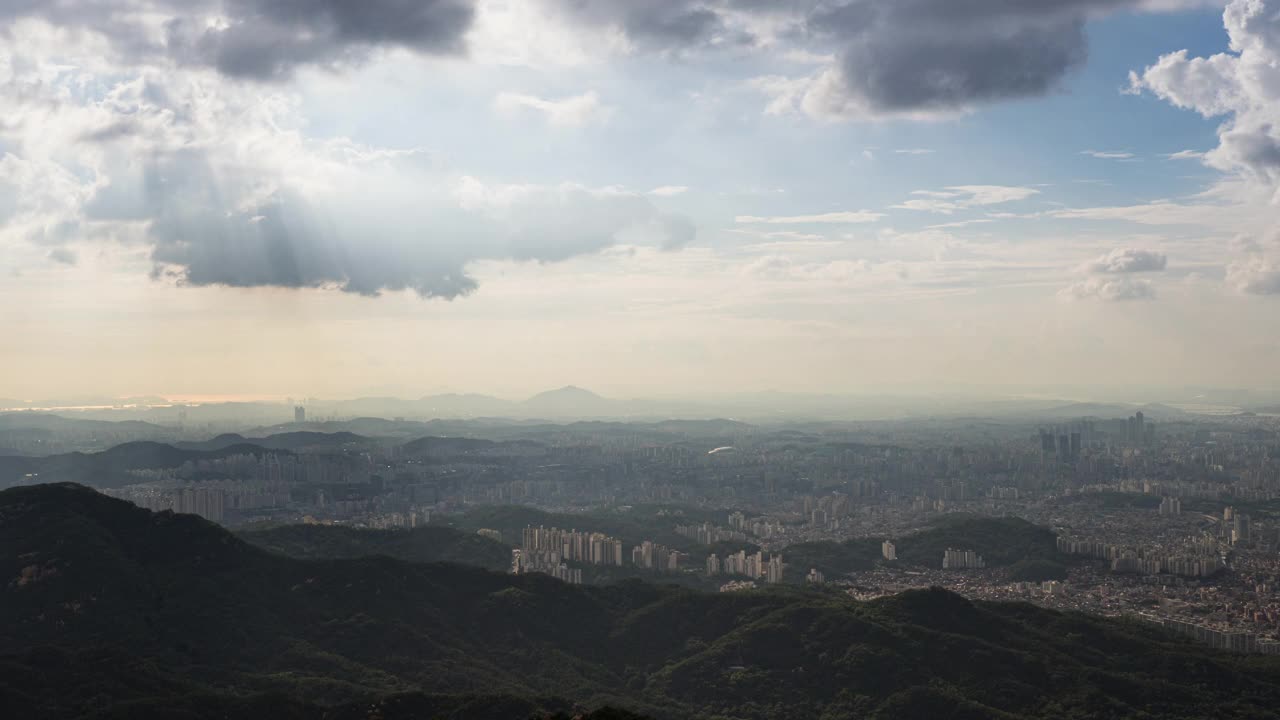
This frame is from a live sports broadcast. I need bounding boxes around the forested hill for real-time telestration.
[5,483,1280,720]
[783,515,1065,581]
[0,441,293,489]
[238,523,513,571]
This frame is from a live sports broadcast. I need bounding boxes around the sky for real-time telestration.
[1,0,1279,402]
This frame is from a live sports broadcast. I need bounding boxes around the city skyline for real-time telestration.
[3,0,1279,398]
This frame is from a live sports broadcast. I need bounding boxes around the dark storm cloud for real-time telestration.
[554,0,736,51]
[554,0,1151,114]
[806,0,1147,114]
[4,0,1164,103]
[830,21,1087,111]
[167,0,475,80]
[0,0,476,81]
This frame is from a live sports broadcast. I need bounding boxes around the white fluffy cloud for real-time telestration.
[1084,248,1168,273]
[1227,255,1280,294]
[1060,275,1159,301]
[1130,0,1280,192]
[1126,0,1280,297]
[1225,233,1280,295]
[1062,247,1169,301]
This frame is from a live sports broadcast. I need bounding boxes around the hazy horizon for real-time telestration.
[3,380,1280,411]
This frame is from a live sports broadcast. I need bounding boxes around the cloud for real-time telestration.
[1129,0,1280,193]
[894,148,935,155]
[1061,246,1169,300]
[47,247,77,266]
[1060,275,1158,301]
[1167,149,1206,160]
[1048,202,1229,225]
[1082,150,1136,159]
[493,90,613,127]
[748,74,812,116]
[648,185,690,197]
[781,49,836,65]
[893,185,1039,214]
[745,0,1197,120]
[535,0,1192,120]
[926,219,994,230]
[0,0,1210,118]
[1225,232,1280,295]
[1227,256,1280,295]
[735,211,884,224]
[545,0,736,53]
[742,255,870,282]
[1083,248,1168,273]
[1,0,476,81]
[0,31,692,300]
[802,1,1105,117]
[742,254,795,279]
[734,230,834,246]
[143,161,690,298]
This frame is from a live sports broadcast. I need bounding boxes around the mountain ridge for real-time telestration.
[6,483,1280,719]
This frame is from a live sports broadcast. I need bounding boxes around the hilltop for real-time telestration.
[521,386,616,416]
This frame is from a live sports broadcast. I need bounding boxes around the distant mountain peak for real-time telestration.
[527,385,604,401]
[518,386,613,417]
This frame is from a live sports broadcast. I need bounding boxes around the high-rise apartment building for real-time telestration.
[882,540,897,561]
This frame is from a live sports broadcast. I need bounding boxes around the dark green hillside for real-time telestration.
[176,431,370,452]
[5,484,1280,720]
[399,436,546,460]
[782,516,1061,580]
[1061,491,1163,510]
[780,537,881,579]
[0,442,295,489]
[239,523,512,571]
[895,515,1061,568]
[452,505,703,553]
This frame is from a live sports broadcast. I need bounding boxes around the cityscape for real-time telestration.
[7,397,1280,659]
